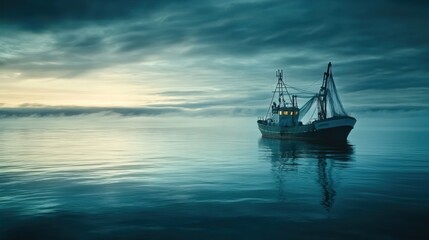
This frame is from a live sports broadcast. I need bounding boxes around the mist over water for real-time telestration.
[0,116,428,239]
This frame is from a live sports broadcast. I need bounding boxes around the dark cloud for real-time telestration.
[54,33,105,53]
[19,103,50,108]
[0,105,266,118]
[0,106,184,118]
[0,0,184,31]
[155,90,212,96]
[348,105,429,114]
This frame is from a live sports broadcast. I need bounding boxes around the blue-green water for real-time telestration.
[0,116,428,239]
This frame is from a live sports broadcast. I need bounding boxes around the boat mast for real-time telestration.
[276,70,293,107]
[264,70,293,119]
[276,70,285,107]
[318,62,331,120]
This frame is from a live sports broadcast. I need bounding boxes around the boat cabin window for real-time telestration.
[279,111,295,116]
[277,110,301,116]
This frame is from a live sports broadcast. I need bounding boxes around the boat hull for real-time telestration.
[257,116,356,143]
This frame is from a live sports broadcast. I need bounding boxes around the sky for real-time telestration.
[1,0,428,118]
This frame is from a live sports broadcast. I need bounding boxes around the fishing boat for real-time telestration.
[257,62,356,142]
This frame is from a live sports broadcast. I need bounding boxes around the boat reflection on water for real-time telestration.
[258,138,354,211]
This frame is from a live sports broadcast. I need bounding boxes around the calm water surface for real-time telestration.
[0,116,428,239]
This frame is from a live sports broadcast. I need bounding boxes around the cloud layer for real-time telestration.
[1,0,428,117]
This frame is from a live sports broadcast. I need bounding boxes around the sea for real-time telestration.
[0,115,428,240]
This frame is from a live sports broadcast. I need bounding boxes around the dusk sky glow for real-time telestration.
[1,0,428,117]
